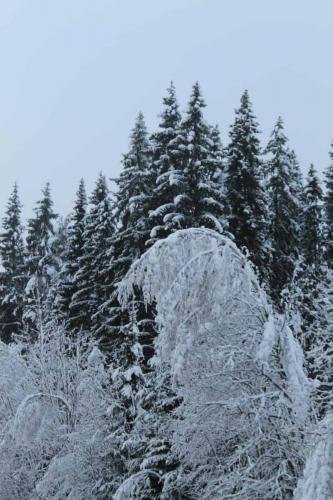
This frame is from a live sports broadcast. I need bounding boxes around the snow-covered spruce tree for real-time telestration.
[118,228,310,499]
[69,173,113,335]
[301,164,323,269]
[225,89,267,274]
[264,117,302,308]
[149,83,226,246]
[302,269,333,415]
[209,122,226,187]
[168,82,226,233]
[286,167,333,420]
[44,216,70,323]
[55,179,87,322]
[23,183,58,338]
[323,141,333,267]
[147,81,184,244]
[289,149,304,213]
[88,117,154,496]
[112,367,182,500]
[286,165,322,361]
[0,183,26,343]
[52,216,69,259]
[112,110,153,261]
[294,280,333,496]
[96,113,156,356]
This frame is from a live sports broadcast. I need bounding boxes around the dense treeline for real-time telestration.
[0,83,332,498]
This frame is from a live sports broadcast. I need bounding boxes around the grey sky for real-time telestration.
[0,0,332,217]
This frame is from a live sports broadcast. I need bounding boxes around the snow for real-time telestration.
[114,471,161,500]
[149,203,174,218]
[0,328,113,499]
[280,319,312,422]
[174,193,190,206]
[256,313,276,365]
[294,415,333,500]
[87,346,104,367]
[119,228,308,497]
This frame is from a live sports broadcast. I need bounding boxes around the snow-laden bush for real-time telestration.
[0,323,113,500]
[119,228,311,499]
[294,414,333,500]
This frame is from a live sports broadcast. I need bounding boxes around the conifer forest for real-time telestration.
[0,78,332,499]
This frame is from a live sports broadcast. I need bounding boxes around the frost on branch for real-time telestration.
[257,313,277,365]
[294,415,333,500]
[279,319,312,422]
[119,228,267,385]
[0,325,113,499]
[119,228,309,498]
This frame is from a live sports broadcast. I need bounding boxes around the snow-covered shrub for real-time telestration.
[119,228,310,499]
[294,414,333,500]
[0,322,113,500]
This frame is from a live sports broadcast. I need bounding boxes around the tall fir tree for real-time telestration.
[69,173,113,335]
[264,117,302,307]
[209,123,226,187]
[55,179,87,322]
[112,111,153,264]
[99,113,156,376]
[44,216,70,324]
[288,165,323,351]
[289,150,304,206]
[323,141,333,266]
[302,164,323,269]
[93,118,154,493]
[225,89,267,272]
[172,82,226,232]
[148,82,184,244]
[0,183,25,342]
[307,269,333,415]
[97,113,154,356]
[23,183,58,336]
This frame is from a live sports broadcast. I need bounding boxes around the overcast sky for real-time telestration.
[0,0,333,217]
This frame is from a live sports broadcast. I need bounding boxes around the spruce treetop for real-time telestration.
[323,141,333,266]
[229,90,260,155]
[128,111,150,165]
[225,89,266,272]
[2,182,22,232]
[26,183,58,258]
[156,81,181,131]
[0,182,25,276]
[264,117,289,164]
[73,178,87,219]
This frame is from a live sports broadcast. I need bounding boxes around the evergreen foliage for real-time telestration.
[148,82,184,244]
[0,183,25,342]
[174,82,226,232]
[323,141,333,266]
[225,90,267,272]
[95,114,154,361]
[23,183,58,337]
[56,179,87,321]
[264,117,302,306]
[302,164,323,269]
[69,173,113,334]
[112,111,153,269]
